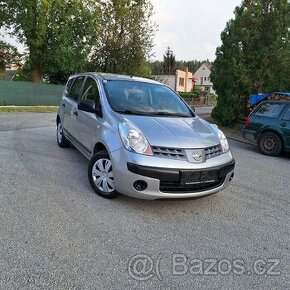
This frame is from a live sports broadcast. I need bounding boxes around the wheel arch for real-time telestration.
[93,142,109,155]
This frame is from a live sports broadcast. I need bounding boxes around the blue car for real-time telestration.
[243,100,290,156]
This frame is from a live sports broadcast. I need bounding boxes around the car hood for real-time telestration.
[122,115,220,148]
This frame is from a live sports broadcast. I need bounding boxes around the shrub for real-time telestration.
[179,92,199,99]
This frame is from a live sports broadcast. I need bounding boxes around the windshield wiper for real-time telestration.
[114,109,149,116]
[149,111,191,117]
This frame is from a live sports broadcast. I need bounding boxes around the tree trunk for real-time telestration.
[31,68,42,83]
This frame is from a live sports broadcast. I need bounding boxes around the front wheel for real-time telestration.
[88,151,119,199]
[258,132,282,156]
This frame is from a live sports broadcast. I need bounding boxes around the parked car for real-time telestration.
[243,100,290,156]
[56,73,235,199]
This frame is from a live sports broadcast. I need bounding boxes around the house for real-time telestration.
[152,67,195,93]
[193,62,215,94]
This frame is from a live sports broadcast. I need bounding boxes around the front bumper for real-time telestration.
[110,148,235,200]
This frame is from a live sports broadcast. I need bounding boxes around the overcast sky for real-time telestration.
[1,0,242,62]
[151,0,242,61]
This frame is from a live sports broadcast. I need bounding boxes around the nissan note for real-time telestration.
[56,73,235,199]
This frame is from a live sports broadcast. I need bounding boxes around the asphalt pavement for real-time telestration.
[0,113,289,289]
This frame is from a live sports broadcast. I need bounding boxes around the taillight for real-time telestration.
[245,116,251,127]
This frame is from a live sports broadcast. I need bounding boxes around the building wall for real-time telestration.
[153,68,194,93]
[193,63,215,94]
[152,75,176,91]
[176,69,193,93]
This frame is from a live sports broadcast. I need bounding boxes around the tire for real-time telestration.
[57,121,70,148]
[88,151,119,199]
[258,132,283,156]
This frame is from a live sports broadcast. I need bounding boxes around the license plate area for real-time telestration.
[180,170,219,185]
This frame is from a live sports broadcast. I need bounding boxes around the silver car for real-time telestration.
[57,73,235,200]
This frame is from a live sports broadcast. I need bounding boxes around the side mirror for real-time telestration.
[78,99,100,115]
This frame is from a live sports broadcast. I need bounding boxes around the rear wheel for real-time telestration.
[57,121,70,148]
[88,151,119,199]
[258,132,282,156]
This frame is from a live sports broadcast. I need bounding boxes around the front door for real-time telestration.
[74,76,103,156]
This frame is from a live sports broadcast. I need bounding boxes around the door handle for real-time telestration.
[280,123,286,127]
[73,111,78,117]
[62,103,66,108]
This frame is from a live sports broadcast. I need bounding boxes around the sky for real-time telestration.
[1,0,242,62]
[150,0,242,61]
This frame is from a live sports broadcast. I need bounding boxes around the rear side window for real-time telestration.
[68,76,85,101]
[283,107,290,121]
[255,103,285,118]
[64,78,74,97]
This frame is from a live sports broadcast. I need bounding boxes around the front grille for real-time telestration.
[160,178,224,193]
[152,144,222,161]
[152,146,186,160]
[205,144,222,159]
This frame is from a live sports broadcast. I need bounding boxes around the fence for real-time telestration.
[0,80,65,106]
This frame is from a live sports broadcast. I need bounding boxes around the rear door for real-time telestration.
[253,102,286,131]
[280,105,290,150]
[63,76,85,139]
[74,76,103,155]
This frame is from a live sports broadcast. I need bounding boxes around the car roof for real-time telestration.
[261,100,289,104]
[69,72,162,85]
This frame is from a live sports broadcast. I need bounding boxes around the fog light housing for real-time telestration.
[133,180,148,191]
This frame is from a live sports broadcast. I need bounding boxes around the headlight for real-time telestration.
[218,129,229,153]
[119,120,153,155]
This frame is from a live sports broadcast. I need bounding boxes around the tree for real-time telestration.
[91,0,156,76]
[150,59,205,75]
[0,40,21,71]
[0,0,99,83]
[211,0,290,126]
[162,46,176,74]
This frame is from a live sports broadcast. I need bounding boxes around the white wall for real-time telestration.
[193,63,216,94]
[152,75,176,90]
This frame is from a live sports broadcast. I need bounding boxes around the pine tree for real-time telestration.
[211,0,290,126]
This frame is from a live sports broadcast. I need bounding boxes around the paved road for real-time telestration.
[0,113,289,289]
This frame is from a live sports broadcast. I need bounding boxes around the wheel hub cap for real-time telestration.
[92,158,115,193]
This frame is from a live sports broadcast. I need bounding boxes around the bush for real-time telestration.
[179,92,199,99]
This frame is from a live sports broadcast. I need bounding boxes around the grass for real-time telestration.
[0,106,58,113]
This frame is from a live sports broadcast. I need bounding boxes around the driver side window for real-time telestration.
[81,77,100,109]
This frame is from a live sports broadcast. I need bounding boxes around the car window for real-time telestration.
[104,80,193,117]
[81,77,100,108]
[283,107,290,121]
[68,76,85,101]
[64,78,74,97]
[255,103,285,118]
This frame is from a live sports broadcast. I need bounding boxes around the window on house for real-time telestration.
[179,77,185,87]
[200,77,203,85]
[204,77,207,81]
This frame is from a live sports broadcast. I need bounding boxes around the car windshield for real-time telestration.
[104,80,193,117]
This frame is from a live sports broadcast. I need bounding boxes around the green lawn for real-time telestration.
[0,106,58,113]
